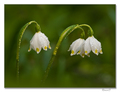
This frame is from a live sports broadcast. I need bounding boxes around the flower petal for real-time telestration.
[68,39,78,51]
[38,36,47,51]
[28,47,31,52]
[90,36,101,55]
[84,37,91,55]
[39,32,51,50]
[30,32,40,51]
[98,42,103,54]
[70,38,84,56]
[48,44,51,49]
[80,46,85,58]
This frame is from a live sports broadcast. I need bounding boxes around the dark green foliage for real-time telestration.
[5,5,116,88]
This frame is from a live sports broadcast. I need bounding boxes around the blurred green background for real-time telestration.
[5,5,116,88]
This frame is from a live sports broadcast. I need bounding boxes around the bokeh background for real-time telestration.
[5,5,116,88]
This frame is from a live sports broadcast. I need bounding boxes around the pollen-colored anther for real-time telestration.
[44,46,47,50]
[95,49,98,54]
[36,48,39,53]
[85,51,87,54]
[71,50,74,54]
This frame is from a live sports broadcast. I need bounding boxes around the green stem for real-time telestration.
[41,24,78,83]
[78,27,85,39]
[16,21,41,83]
[42,24,88,83]
[42,24,94,83]
[79,24,94,36]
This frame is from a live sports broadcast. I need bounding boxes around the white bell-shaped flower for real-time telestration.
[28,31,51,54]
[84,36,103,55]
[68,38,85,56]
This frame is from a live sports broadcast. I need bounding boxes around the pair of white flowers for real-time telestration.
[28,31,103,57]
[68,36,103,57]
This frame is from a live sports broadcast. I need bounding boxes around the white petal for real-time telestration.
[70,38,84,56]
[76,39,85,52]
[90,36,101,55]
[28,47,31,52]
[97,40,103,54]
[68,38,78,51]
[46,40,51,49]
[76,39,86,58]
[29,32,41,53]
[40,32,50,44]
[80,43,85,58]
[30,33,39,51]
[84,37,91,55]
[72,39,82,54]
[40,32,49,41]
[100,48,103,54]
[38,36,47,51]
[97,41,103,54]
[39,32,51,49]
[48,44,51,49]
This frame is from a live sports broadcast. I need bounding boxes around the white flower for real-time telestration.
[28,31,51,54]
[84,36,103,55]
[68,38,85,56]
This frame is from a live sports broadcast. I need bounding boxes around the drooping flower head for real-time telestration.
[68,38,85,57]
[84,36,103,55]
[28,31,51,54]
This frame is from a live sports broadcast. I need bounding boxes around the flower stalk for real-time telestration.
[78,24,94,36]
[42,24,95,83]
[41,24,79,83]
[16,21,102,85]
[16,21,41,83]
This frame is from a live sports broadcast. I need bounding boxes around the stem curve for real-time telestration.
[42,24,90,83]
[42,24,94,83]
[78,24,94,36]
[16,21,41,83]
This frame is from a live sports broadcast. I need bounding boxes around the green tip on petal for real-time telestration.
[77,50,81,54]
[85,51,87,54]
[28,47,31,52]
[36,48,40,54]
[100,49,103,54]
[49,44,51,49]
[71,50,74,56]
